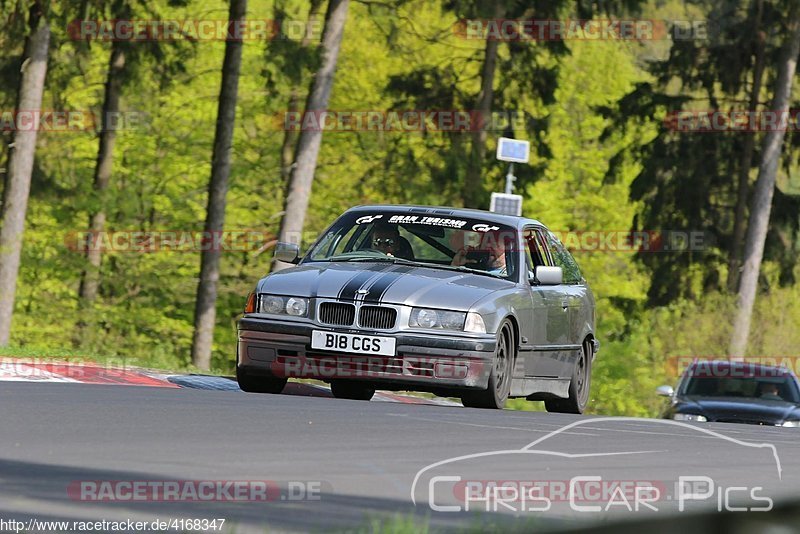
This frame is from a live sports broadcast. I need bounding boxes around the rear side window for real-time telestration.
[545,232,582,284]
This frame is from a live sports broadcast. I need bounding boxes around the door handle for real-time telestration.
[561,299,569,309]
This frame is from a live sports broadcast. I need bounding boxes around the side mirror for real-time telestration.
[274,242,300,264]
[656,385,674,397]
[533,266,562,285]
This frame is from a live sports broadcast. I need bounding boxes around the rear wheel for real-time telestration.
[330,380,375,401]
[236,366,287,394]
[545,339,592,414]
[461,321,514,409]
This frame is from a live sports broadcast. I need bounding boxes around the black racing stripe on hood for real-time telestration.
[338,265,392,300]
[362,266,415,303]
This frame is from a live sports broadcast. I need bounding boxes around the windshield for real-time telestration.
[304,211,520,281]
[681,373,800,403]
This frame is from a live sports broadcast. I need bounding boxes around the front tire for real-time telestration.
[461,321,514,409]
[236,366,287,394]
[545,339,592,414]
[330,380,375,401]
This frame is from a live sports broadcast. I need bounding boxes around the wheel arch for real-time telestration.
[502,314,520,360]
[582,332,598,359]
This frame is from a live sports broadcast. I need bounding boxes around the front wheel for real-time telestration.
[461,321,514,409]
[236,366,287,394]
[545,339,592,414]
[330,380,375,401]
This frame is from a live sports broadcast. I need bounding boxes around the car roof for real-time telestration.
[347,204,544,228]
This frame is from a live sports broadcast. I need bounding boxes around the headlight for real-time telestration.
[781,420,800,428]
[285,297,307,316]
[409,308,466,331]
[258,295,309,317]
[673,413,707,422]
[261,295,285,314]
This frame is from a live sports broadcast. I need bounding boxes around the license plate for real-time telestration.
[311,330,396,356]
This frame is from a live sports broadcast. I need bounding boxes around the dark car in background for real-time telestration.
[658,360,800,427]
[236,205,598,411]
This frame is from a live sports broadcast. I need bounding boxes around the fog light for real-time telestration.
[434,362,468,379]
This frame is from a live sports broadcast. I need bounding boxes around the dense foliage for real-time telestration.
[1,0,798,416]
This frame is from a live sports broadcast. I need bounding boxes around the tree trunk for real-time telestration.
[273,0,350,272]
[727,0,765,292]
[78,42,126,303]
[0,3,49,347]
[278,0,324,188]
[190,0,247,369]
[729,6,800,358]
[463,2,504,209]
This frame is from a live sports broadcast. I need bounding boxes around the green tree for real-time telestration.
[731,2,800,357]
[191,0,248,369]
[274,0,351,270]
[0,0,50,346]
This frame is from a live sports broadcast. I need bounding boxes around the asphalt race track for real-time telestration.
[2,381,800,533]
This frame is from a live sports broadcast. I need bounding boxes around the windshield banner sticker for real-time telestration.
[387,215,467,228]
[355,215,383,224]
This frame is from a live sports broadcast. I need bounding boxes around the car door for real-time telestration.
[543,231,586,374]
[521,227,565,378]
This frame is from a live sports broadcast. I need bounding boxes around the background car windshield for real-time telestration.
[306,211,519,280]
[683,375,800,402]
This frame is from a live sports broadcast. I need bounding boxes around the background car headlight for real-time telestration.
[781,420,800,428]
[673,413,707,422]
[409,308,466,331]
[258,295,309,317]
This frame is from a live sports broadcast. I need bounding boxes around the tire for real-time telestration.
[236,366,287,394]
[330,380,375,401]
[461,321,514,409]
[545,339,592,414]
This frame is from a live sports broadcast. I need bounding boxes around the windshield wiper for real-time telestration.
[325,255,396,262]
[424,262,506,279]
[321,255,506,279]
[382,257,506,279]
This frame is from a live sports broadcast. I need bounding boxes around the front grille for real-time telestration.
[319,302,355,326]
[359,306,397,330]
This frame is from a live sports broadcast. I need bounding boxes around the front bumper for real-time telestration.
[237,316,496,390]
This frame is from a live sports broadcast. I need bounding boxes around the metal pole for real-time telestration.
[504,162,516,194]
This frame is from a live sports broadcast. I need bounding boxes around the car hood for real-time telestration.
[258,261,513,311]
[677,397,800,424]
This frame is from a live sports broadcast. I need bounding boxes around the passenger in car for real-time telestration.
[759,382,783,401]
[451,230,507,276]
